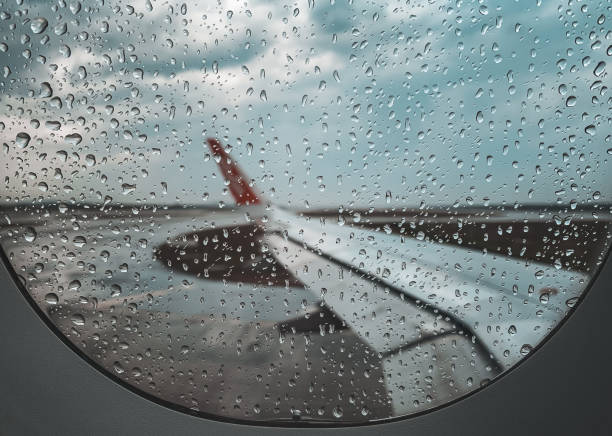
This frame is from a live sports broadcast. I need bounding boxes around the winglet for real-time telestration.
[206,138,261,206]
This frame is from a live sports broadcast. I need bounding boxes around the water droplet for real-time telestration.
[44,293,59,305]
[72,236,86,247]
[59,45,71,58]
[110,284,122,297]
[113,361,125,374]
[65,133,82,145]
[122,184,136,195]
[70,2,82,14]
[565,297,579,308]
[593,61,606,77]
[30,18,48,34]
[71,314,85,326]
[40,82,53,98]
[584,125,596,136]
[54,23,67,36]
[24,227,37,242]
[15,132,31,148]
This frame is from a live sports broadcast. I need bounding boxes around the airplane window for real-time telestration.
[1,0,610,425]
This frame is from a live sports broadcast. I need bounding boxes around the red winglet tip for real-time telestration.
[206,137,261,206]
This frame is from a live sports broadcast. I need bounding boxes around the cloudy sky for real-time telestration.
[0,0,610,209]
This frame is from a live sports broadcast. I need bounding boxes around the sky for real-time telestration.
[0,0,610,209]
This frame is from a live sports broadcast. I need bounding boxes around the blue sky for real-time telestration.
[0,0,610,209]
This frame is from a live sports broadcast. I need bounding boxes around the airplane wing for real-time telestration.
[206,138,589,415]
[268,208,587,368]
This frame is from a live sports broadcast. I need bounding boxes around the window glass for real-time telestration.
[0,0,610,424]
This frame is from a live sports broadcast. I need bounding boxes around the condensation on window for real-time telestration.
[0,0,610,425]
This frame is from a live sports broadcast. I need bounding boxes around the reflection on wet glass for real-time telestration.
[0,0,610,425]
